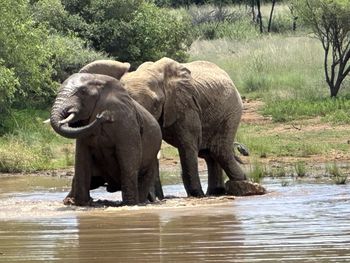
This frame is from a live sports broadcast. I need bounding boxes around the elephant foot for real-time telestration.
[187,188,205,198]
[63,196,93,206]
[206,187,226,196]
[225,180,266,196]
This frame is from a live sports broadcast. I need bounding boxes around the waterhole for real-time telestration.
[0,175,349,262]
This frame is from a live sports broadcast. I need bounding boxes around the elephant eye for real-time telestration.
[79,86,88,95]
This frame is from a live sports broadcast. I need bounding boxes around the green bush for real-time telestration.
[0,0,54,106]
[0,61,19,112]
[62,0,193,67]
[30,0,87,34]
[47,34,108,83]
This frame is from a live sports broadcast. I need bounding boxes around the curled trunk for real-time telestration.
[50,97,102,139]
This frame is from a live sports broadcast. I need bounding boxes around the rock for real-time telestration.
[225,180,266,196]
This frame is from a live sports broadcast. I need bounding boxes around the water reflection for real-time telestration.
[0,208,243,262]
[1,177,350,262]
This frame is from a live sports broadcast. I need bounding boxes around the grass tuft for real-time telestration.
[248,160,267,183]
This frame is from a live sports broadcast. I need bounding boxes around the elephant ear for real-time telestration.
[162,60,192,128]
[79,60,130,80]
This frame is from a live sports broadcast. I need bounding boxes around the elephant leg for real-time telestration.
[212,147,246,181]
[139,159,160,203]
[147,160,164,202]
[178,146,204,197]
[64,139,93,206]
[205,156,225,196]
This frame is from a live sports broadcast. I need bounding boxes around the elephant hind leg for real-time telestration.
[211,147,246,181]
[204,155,226,196]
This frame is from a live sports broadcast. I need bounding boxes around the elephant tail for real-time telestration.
[234,142,249,156]
[233,142,249,164]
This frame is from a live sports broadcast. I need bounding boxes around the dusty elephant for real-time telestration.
[80,58,246,197]
[50,73,162,206]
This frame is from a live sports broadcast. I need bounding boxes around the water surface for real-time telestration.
[0,176,349,262]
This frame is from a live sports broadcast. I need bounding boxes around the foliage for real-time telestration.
[0,0,54,106]
[294,0,350,97]
[30,0,87,34]
[187,5,259,40]
[46,34,108,84]
[0,109,74,172]
[62,0,193,67]
[0,61,19,113]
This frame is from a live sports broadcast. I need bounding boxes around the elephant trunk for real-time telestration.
[50,97,102,139]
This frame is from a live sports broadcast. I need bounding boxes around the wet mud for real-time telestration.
[0,175,350,262]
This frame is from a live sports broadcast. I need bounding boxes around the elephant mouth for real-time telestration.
[59,112,89,128]
[52,111,103,139]
[68,119,89,128]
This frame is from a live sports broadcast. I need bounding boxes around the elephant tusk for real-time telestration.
[59,113,76,125]
[43,119,51,124]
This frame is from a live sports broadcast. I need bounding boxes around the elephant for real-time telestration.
[50,72,163,206]
[79,57,246,197]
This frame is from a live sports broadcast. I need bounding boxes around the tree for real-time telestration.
[62,0,193,67]
[267,0,276,32]
[295,0,350,97]
[0,0,54,107]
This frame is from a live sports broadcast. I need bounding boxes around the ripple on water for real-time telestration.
[0,176,350,262]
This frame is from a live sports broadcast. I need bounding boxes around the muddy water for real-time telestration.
[0,176,350,262]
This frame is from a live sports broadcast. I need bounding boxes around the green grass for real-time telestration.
[0,109,74,172]
[263,97,350,123]
[236,122,349,159]
[190,35,326,99]
[248,160,267,183]
[190,34,350,124]
[294,161,307,177]
[326,162,348,185]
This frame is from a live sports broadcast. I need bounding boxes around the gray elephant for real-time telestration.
[50,73,162,206]
[80,57,246,197]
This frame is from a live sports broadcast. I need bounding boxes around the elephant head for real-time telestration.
[50,73,125,139]
[80,58,196,128]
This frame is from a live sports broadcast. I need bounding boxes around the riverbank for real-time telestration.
[1,99,349,183]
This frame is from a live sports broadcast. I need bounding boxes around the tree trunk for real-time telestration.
[256,0,263,33]
[268,0,276,32]
[251,0,256,22]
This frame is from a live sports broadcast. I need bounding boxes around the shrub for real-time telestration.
[47,34,108,84]
[63,0,193,67]
[30,0,87,34]
[0,0,54,106]
[0,61,19,112]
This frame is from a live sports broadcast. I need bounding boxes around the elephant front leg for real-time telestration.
[64,139,93,206]
[178,146,204,197]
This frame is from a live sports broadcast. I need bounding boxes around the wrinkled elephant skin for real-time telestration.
[80,58,246,197]
[50,73,162,206]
